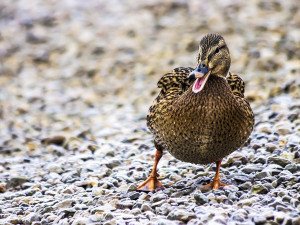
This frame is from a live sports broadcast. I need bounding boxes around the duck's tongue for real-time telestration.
[192,72,211,93]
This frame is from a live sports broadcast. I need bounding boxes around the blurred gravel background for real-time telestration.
[0,0,299,224]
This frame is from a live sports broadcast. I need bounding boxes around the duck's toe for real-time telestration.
[137,175,165,192]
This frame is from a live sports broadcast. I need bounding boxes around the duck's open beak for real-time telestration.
[188,60,211,93]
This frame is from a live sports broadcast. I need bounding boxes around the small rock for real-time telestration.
[254,171,270,179]
[156,203,172,215]
[257,123,272,134]
[150,193,167,202]
[252,215,267,225]
[285,164,300,173]
[104,212,114,220]
[127,184,136,192]
[253,156,266,164]
[276,127,292,135]
[23,212,41,225]
[7,177,29,188]
[238,182,252,191]
[194,193,208,205]
[141,203,152,212]
[223,185,239,194]
[128,192,140,200]
[167,209,196,222]
[131,208,141,215]
[263,164,284,176]
[241,165,263,174]
[41,135,66,146]
[0,183,6,192]
[54,199,76,210]
[265,143,277,152]
[105,159,121,169]
[116,200,134,209]
[59,208,76,217]
[72,218,91,225]
[292,217,300,225]
[267,156,290,167]
[238,197,259,207]
[251,184,269,194]
[152,200,167,208]
[234,175,251,183]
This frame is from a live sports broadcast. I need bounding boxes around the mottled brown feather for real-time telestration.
[147,61,254,165]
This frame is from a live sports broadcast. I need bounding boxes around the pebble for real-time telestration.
[252,215,267,224]
[167,209,196,222]
[256,123,272,134]
[141,203,153,212]
[265,143,278,152]
[241,165,263,174]
[194,193,209,205]
[254,171,270,179]
[251,184,269,194]
[7,177,30,188]
[267,156,291,167]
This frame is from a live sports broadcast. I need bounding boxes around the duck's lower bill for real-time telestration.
[192,71,211,93]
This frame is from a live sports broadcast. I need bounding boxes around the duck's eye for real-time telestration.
[215,48,220,54]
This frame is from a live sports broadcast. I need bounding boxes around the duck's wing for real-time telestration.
[157,67,195,97]
[226,72,255,125]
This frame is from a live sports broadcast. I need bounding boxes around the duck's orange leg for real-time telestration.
[137,149,165,192]
[200,159,230,190]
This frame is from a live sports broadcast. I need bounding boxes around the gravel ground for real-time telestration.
[0,0,299,224]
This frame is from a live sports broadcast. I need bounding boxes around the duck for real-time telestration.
[137,33,254,192]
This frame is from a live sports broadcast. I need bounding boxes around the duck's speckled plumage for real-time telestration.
[147,69,254,164]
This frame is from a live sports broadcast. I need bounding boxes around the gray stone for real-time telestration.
[105,159,121,169]
[141,203,152,212]
[23,213,41,225]
[276,127,292,135]
[252,215,267,224]
[254,171,270,179]
[285,164,300,173]
[152,200,167,208]
[127,184,136,192]
[194,193,208,205]
[251,184,269,194]
[267,156,290,167]
[257,123,272,134]
[253,157,266,164]
[131,208,141,215]
[167,209,196,222]
[128,191,140,200]
[292,217,300,225]
[150,193,167,202]
[263,164,284,176]
[241,165,263,174]
[54,199,76,210]
[156,203,172,215]
[265,143,278,152]
[104,212,114,221]
[7,177,29,188]
[116,200,134,209]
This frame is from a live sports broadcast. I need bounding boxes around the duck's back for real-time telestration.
[147,68,254,164]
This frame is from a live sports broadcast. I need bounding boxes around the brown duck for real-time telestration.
[137,34,254,192]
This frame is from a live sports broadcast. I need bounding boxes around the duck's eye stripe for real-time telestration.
[208,45,225,61]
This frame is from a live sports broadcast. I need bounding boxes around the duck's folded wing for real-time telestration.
[157,67,195,96]
[226,72,254,123]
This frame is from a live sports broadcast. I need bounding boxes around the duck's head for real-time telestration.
[189,34,231,93]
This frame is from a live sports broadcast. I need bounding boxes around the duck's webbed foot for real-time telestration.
[137,174,165,192]
[199,159,230,191]
[137,149,165,192]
